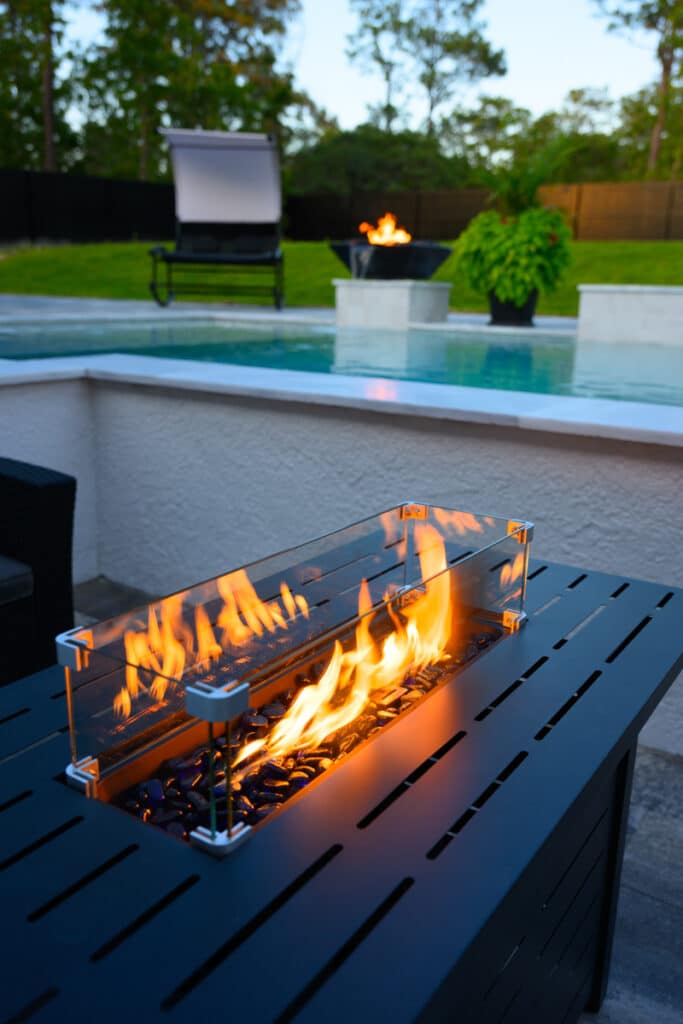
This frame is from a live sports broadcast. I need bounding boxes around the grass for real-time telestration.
[1,239,683,317]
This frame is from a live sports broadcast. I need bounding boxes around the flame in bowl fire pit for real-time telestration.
[358,211,412,246]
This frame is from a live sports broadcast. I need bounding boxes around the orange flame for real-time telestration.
[234,522,453,768]
[113,572,309,720]
[433,508,484,538]
[500,553,525,589]
[500,552,525,606]
[359,212,412,246]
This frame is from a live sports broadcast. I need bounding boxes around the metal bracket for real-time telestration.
[185,679,250,723]
[65,756,100,797]
[190,822,252,857]
[503,610,528,633]
[56,626,93,671]
[508,521,534,544]
[400,503,429,521]
[395,583,425,609]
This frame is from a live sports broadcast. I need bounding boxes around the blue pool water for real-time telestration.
[1,319,681,406]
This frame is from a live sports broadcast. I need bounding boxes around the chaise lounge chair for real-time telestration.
[149,129,284,309]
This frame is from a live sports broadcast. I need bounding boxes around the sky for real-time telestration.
[70,0,660,127]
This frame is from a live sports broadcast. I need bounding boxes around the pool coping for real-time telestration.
[0,295,578,336]
[1,352,680,449]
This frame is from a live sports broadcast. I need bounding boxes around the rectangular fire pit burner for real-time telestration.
[57,503,532,857]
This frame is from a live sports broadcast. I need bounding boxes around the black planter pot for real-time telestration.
[488,289,538,326]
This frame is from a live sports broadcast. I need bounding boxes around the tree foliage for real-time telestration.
[287,124,469,194]
[1,0,683,193]
[593,1,683,171]
[404,0,505,134]
[76,0,302,180]
[0,0,74,170]
[346,1,407,131]
[441,95,532,166]
[1,0,305,179]
[347,0,505,135]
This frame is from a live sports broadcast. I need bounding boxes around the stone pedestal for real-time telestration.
[578,285,683,344]
[334,278,451,329]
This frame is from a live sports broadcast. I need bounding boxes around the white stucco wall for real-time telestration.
[0,377,98,582]
[1,365,681,595]
[578,284,683,344]
[94,382,683,594]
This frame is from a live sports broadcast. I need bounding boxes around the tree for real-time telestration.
[403,0,506,135]
[346,1,407,131]
[558,87,615,134]
[286,124,469,194]
[0,0,72,170]
[593,1,683,172]
[619,81,683,176]
[78,0,174,181]
[441,95,531,168]
[509,88,624,183]
[78,0,302,181]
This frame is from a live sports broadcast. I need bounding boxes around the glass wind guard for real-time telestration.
[61,503,532,789]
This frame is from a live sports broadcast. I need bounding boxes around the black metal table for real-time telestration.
[1,560,681,1024]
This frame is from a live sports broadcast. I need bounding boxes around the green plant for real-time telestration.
[455,207,572,307]
[478,136,576,215]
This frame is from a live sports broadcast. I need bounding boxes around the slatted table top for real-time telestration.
[1,560,681,1024]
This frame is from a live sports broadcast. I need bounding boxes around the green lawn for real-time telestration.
[1,239,682,317]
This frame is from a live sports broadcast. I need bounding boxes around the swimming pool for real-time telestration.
[1,319,681,406]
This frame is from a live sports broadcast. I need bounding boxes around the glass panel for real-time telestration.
[62,504,532,793]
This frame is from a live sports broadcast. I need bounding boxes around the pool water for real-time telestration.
[1,320,681,406]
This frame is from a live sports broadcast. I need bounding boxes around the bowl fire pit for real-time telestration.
[331,213,452,328]
[331,212,451,281]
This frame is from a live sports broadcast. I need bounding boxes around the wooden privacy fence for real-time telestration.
[3,168,683,243]
[538,181,683,241]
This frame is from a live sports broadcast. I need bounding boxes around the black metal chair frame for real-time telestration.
[149,221,284,310]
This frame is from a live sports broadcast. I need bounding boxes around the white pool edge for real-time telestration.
[1,352,680,448]
[0,297,578,336]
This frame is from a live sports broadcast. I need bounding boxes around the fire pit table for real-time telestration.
[1,533,681,1023]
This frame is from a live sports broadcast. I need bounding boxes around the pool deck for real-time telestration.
[0,293,577,335]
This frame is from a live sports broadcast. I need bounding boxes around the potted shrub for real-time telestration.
[456,207,571,325]
[455,149,572,326]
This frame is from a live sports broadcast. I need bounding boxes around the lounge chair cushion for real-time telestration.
[153,247,281,266]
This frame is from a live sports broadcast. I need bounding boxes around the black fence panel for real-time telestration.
[284,194,354,240]
[0,170,33,241]
[6,170,683,244]
[0,168,175,243]
[284,189,490,241]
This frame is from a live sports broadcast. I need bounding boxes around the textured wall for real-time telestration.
[1,375,680,595]
[0,378,98,582]
[578,285,683,344]
[93,383,683,595]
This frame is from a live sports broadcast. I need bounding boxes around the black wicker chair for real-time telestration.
[0,458,76,684]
